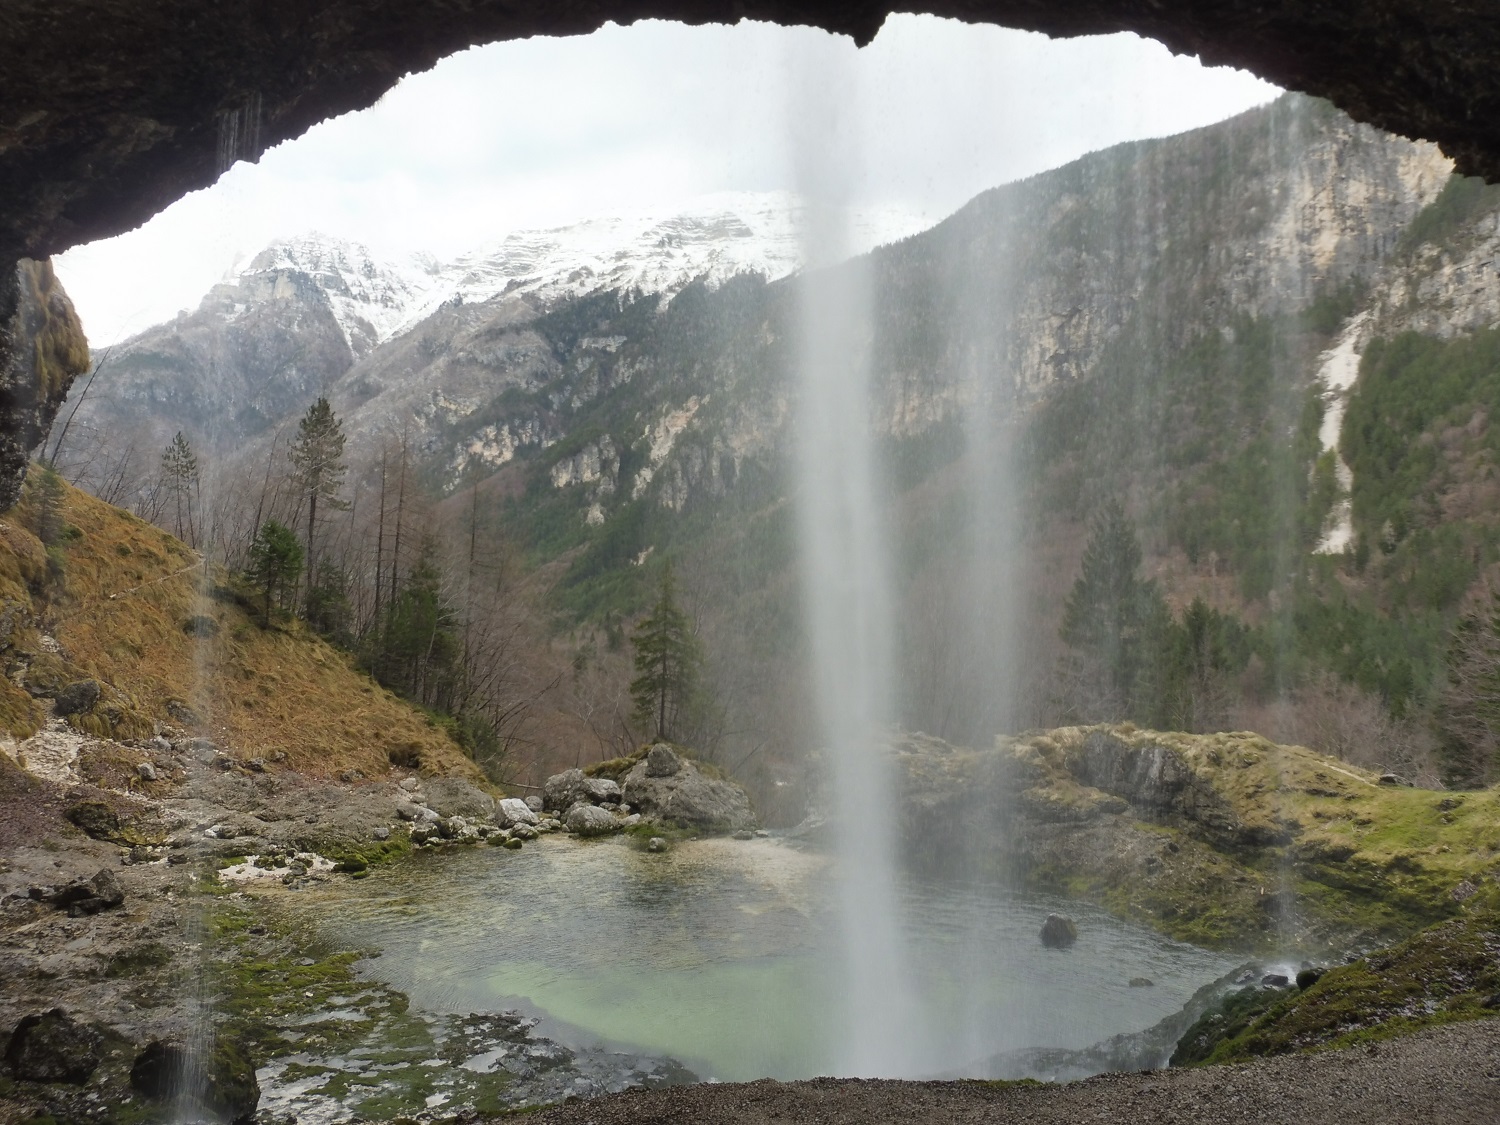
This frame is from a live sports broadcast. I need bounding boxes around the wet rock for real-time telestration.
[1262,973,1292,988]
[502,836,523,850]
[1297,967,1325,990]
[498,796,540,828]
[543,768,590,812]
[137,760,157,781]
[645,743,683,777]
[54,677,100,716]
[5,1009,102,1083]
[131,1037,260,1124]
[424,777,495,820]
[565,803,621,836]
[1040,913,1078,949]
[65,798,122,840]
[619,754,754,834]
[1129,977,1155,988]
[510,822,539,841]
[47,868,124,915]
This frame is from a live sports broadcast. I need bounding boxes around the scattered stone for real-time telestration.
[399,777,420,792]
[1129,977,1155,988]
[1262,973,1292,988]
[511,822,539,841]
[395,798,422,821]
[54,678,101,716]
[372,826,391,841]
[245,757,265,773]
[148,735,171,752]
[410,825,436,846]
[565,803,621,837]
[137,761,157,781]
[5,1009,102,1083]
[498,796,541,828]
[732,829,754,840]
[645,743,683,777]
[339,769,364,783]
[647,837,667,853]
[1040,913,1078,949]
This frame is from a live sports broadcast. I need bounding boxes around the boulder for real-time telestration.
[543,768,590,812]
[647,837,667,853]
[423,778,494,820]
[137,761,157,781]
[582,776,623,804]
[525,795,545,813]
[395,799,422,821]
[565,803,621,836]
[497,797,540,828]
[54,678,101,716]
[645,743,683,777]
[5,1009,102,1083]
[619,755,754,834]
[399,777,420,792]
[47,868,125,915]
[130,1038,260,1124]
[1039,913,1078,949]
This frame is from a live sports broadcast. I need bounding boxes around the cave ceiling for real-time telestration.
[2,0,1499,268]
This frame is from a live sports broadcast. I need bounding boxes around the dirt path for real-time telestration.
[520,1018,1500,1125]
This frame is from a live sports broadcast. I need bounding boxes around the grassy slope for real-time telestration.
[2,474,481,783]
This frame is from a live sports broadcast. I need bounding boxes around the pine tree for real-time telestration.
[245,519,303,627]
[160,431,199,545]
[1059,499,1163,720]
[288,397,348,602]
[629,566,703,742]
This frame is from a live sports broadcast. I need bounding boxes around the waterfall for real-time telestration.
[788,34,922,1069]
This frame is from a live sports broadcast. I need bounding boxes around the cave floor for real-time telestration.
[516,1016,1500,1124]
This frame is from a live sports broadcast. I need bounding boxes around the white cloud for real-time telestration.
[55,16,1278,346]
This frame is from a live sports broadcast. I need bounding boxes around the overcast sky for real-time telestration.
[55,16,1279,346]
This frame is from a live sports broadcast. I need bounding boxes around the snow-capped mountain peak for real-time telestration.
[241,194,933,350]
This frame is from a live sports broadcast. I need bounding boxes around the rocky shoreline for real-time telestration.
[0,724,758,1123]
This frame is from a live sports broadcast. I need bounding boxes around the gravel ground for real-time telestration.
[521,1018,1500,1125]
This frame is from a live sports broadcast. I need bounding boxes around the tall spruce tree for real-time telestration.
[1060,499,1164,719]
[629,565,703,743]
[161,431,199,545]
[288,397,348,601]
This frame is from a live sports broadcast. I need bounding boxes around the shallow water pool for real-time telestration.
[300,835,1234,1081]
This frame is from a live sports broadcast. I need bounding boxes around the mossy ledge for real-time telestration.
[895,725,1500,953]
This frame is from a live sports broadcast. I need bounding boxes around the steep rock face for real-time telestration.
[0,261,88,509]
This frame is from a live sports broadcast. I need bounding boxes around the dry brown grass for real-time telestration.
[5,476,482,783]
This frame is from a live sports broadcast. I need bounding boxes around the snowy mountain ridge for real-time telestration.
[235,192,932,355]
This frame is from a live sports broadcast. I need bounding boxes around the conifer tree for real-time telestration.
[288,397,348,601]
[160,431,199,546]
[1059,499,1163,719]
[629,566,703,742]
[245,519,303,627]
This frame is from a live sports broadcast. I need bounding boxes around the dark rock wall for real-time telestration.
[2,0,1498,505]
[0,261,89,510]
